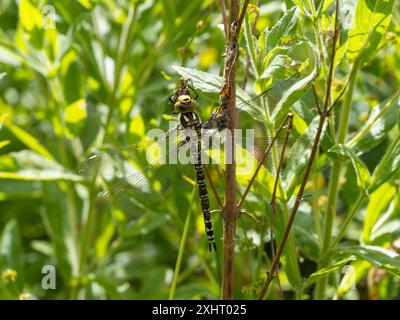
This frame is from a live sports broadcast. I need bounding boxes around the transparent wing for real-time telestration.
[84,124,312,211]
[82,131,198,211]
[237,72,301,114]
[79,125,183,178]
[202,72,301,130]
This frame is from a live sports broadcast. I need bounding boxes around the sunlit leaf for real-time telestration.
[65,99,87,124]
[333,245,400,278]
[0,220,24,288]
[264,7,299,53]
[304,256,357,288]
[283,115,326,197]
[347,0,394,62]
[336,260,371,297]
[347,91,400,155]
[362,183,397,243]
[271,66,317,121]
[42,181,79,281]
[5,122,55,161]
[368,135,400,193]
[19,0,42,32]
[327,144,371,192]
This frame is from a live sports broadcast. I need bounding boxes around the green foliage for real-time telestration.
[0,0,399,300]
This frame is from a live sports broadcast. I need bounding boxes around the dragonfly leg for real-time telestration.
[209,242,217,252]
[188,84,198,100]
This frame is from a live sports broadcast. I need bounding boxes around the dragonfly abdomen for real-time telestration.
[193,155,216,252]
[180,112,216,252]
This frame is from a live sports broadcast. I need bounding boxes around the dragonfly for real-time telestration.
[80,74,310,252]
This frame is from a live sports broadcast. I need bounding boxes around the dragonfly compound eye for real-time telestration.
[174,95,198,113]
[177,95,192,104]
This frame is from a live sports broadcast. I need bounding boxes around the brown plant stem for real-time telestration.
[221,0,248,300]
[269,114,293,295]
[220,0,229,37]
[257,0,341,300]
[221,0,239,300]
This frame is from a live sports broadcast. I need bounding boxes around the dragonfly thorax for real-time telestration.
[174,94,198,113]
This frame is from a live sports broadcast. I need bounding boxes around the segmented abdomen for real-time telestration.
[194,127,216,252]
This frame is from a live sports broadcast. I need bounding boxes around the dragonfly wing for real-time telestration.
[236,73,301,118]
[233,132,312,200]
[79,126,182,179]
[97,163,160,205]
[90,135,198,211]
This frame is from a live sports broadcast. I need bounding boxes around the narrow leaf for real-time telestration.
[304,256,357,288]
[327,144,371,192]
[362,183,397,243]
[333,245,400,278]
[6,122,55,161]
[368,135,400,193]
[0,220,24,287]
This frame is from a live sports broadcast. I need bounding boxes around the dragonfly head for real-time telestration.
[174,94,198,113]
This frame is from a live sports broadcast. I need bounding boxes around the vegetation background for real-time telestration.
[0,0,400,300]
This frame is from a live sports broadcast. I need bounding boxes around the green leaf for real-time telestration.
[19,0,44,49]
[283,116,326,197]
[347,0,394,62]
[327,144,371,192]
[398,107,400,129]
[260,55,294,79]
[322,0,335,11]
[19,0,42,32]
[65,99,87,124]
[0,220,24,287]
[336,260,371,297]
[0,42,49,75]
[0,170,83,182]
[264,7,299,53]
[273,204,302,291]
[294,223,320,261]
[92,276,124,299]
[244,15,259,76]
[304,256,357,288]
[293,210,320,261]
[368,135,400,193]
[291,0,309,15]
[0,150,83,182]
[347,91,400,154]
[175,283,217,299]
[42,181,79,281]
[362,183,397,243]
[234,145,281,199]
[61,57,83,105]
[0,179,41,201]
[271,66,317,121]
[172,66,265,122]
[125,212,169,238]
[5,122,55,161]
[0,141,10,150]
[333,245,400,278]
